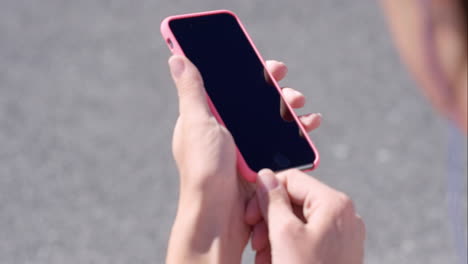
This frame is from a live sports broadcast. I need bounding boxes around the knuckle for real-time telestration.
[335,192,355,215]
[331,194,363,239]
[268,189,284,202]
[177,78,204,100]
[181,69,203,85]
[325,193,357,232]
[276,218,302,238]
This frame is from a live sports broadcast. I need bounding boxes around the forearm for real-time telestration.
[166,195,242,264]
[166,228,231,264]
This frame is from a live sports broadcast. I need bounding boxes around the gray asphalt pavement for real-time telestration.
[1,0,466,263]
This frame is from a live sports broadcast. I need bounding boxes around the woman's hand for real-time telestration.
[166,55,322,264]
[245,169,366,264]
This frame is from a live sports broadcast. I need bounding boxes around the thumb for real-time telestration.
[168,56,211,118]
[256,169,299,233]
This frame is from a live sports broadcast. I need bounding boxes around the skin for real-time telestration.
[166,0,467,262]
[166,56,321,264]
[246,169,365,264]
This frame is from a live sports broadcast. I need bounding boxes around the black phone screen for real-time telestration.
[169,12,316,172]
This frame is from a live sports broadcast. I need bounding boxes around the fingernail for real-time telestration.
[169,56,185,79]
[291,89,302,97]
[317,113,322,118]
[257,169,278,192]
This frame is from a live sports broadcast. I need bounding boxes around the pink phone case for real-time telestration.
[160,10,320,182]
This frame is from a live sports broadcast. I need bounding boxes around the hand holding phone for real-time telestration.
[166,55,321,264]
[161,10,320,182]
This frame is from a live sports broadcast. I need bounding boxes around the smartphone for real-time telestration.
[161,10,319,182]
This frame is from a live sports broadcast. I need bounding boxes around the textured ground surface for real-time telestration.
[0,0,467,263]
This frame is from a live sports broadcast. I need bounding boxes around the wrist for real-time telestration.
[167,210,242,264]
[166,196,242,264]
